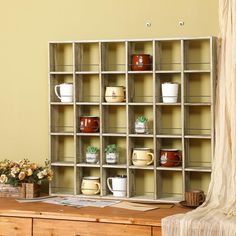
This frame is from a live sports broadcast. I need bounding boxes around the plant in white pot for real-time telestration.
[135,116,148,134]
[105,144,119,164]
[86,146,99,164]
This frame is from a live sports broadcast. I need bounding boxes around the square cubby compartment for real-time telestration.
[128,41,153,71]
[50,74,73,103]
[50,166,74,195]
[185,138,212,168]
[185,171,211,195]
[76,105,100,133]
[184,73,212,103]
[156,105,182,135]
[129,137,154,167]
[75,74,100,103]
[129,105,154,134]
[130,169,155,200]
[51,135,75,164]
[184,39,211,70]
[128,74,153,103]
[75,42,99,72]
[49,43,73,72]
[102,136,126,165]
[76,136,100,164]
[101,42,126,71]
[155,73,181,103]
[155,40,181,71]
[51,105,74,133]
[157,170,183,201]
[102,168,127,197]
[102,105,126,133]
[156,138,182,168]
[76,167,101,195]
[184,106,211,136]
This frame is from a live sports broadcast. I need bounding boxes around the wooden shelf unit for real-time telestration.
[48,37,216,202]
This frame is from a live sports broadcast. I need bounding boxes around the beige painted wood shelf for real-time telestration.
[48,37,216,202]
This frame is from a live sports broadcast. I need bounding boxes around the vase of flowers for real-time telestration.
[0,158,53,198]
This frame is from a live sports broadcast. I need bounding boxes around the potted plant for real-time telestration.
[135,116,148,134]
[86,146,99,164]
[105,144,119,164]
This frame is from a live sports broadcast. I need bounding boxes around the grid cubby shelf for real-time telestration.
[48,37,216,202]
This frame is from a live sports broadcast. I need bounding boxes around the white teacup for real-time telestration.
[54,83,73,103]
[162,82,178,103]
[107,175,127,197]
[81,176,100,195]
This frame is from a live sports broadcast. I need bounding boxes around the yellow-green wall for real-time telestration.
[0,0,218,164]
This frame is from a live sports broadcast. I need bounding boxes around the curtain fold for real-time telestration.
[162,0,236,234]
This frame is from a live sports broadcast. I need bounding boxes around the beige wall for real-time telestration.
[0,0,218,164]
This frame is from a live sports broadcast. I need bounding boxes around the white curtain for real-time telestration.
[162,0,236,235]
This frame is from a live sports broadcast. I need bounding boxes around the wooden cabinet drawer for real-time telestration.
[152,226,162,236]
[33,219,151,236]
[0,216,32,236]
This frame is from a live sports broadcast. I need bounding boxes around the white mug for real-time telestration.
[54,83,73,103]
[107,175,127,197]
[162,83,178,103]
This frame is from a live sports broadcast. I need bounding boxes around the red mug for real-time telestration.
[80,116,99,133]
[131,54,152,71]
[160,149,181,167]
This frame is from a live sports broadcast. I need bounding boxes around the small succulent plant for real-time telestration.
[86,146,99,154]
[136,116,148,123]
[105,144,118,154]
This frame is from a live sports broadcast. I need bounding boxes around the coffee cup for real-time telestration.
[107,175,127,197]
[105,86,125,103]
[131,54,152,71]
[132,148,154,166]
[160,149,181,167]
[161,82,178,103]
[185,190,205,207]
[81,176,101,195]
[80,116,99,133]
[54,83,73,102]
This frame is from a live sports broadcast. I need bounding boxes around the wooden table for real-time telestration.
[0,198,190,236]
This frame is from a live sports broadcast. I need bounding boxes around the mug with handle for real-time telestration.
[132,148,154,166]
[54,83,73,103]
[107,175,127,197]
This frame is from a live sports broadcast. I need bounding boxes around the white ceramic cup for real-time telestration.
[107,175,127,197]
[161,83,178,103]
[54,83,73,102]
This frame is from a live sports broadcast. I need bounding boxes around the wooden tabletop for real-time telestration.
[0,198,191,227]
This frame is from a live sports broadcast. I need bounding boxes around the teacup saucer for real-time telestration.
[179,201,200,209]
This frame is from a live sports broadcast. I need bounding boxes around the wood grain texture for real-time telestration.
[33,219,151,236]
[152,226,162,236]
[0,216,32,236]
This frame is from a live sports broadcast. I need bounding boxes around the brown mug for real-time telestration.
[80,116,99,133]
[185,190,205,207]
[131,54,152,71]
[160,149,181,167]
